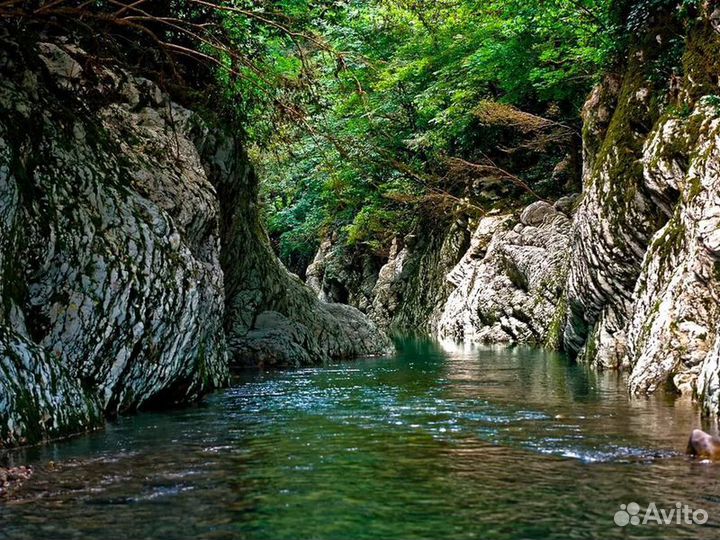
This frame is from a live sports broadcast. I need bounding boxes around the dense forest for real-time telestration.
[251,0,686,272]
[257,0,619,270]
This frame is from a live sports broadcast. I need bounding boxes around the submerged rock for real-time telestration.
[0,466,33,497]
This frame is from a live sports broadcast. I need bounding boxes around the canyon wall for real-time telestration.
[0,34,389,447]
[307,202,574,347]
[305,11,720,414]
[566,14,720,413]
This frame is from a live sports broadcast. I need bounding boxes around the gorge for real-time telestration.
[303,12,720,415]
[0,33,390,447]
[1,0,720,538]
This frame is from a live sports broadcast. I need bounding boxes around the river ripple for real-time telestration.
[2,339,720,539]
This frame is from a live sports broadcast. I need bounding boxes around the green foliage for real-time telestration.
[211,0,340,139]
[707,95,720,112]
[251,0,619,270]
[346,206,398,248]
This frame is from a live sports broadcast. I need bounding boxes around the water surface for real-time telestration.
[3,339,720,539]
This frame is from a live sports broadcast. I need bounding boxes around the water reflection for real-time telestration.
[2,338,720,540]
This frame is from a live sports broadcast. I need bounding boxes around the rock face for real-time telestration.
[438,202,571,346]
[0,37,228,446]
[305,204,572,347]
[0,35,390,447]
[302,12,720,415]
[369,222,470,334]
[203,127,392,367]
[306,218,470,335]
[0,466,32,498]
[561,14,720,413]
[562,64,661,368]
[306,237,382,311]
[626,98,720,409]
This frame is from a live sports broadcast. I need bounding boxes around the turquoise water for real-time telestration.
[2,339,720,539]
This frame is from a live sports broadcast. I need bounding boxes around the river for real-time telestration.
[2,339,720,539]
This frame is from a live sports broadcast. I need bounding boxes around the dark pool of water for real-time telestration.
[3,339,720,539]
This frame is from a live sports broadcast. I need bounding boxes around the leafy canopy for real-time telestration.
[249,0,618,270]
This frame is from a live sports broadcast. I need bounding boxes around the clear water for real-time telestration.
[3,339,720,540]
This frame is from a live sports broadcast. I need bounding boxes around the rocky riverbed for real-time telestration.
[0,466,32,497]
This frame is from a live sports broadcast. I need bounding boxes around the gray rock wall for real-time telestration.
[561,14,720,413]
[626,99,720,409]
[302,12,720,415]
[437,201,572,346]
[0,37,228,446]
[306,238,382,312]
[562,62,663,369]
[304,203,572,348]
[202,126,392,368]
[369,222,470,335]
[0,35,391,447]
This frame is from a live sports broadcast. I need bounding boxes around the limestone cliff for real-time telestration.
[562,11,720,413]
[437,200,572,347]
[307,217,471,335]
[303,8,720,414]
[205,131,392,367]
[305,203,572,347]
[0,34,389,447]
[0,37,228,446]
